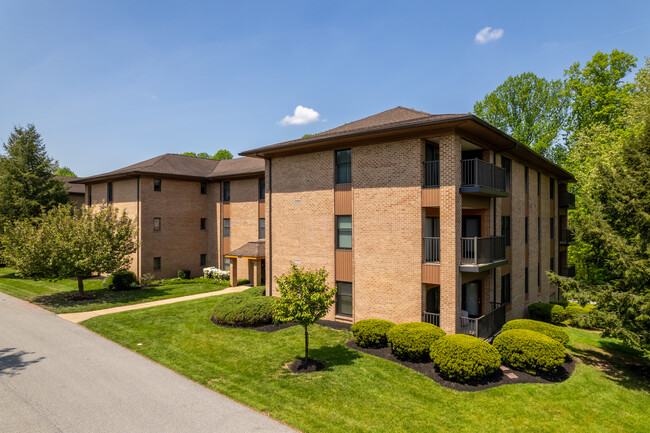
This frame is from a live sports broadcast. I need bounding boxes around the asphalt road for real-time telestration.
[0,292,295,433]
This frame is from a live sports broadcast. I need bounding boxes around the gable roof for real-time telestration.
[224,241,265,259]
[74,154,264,184]
[240,106,574,181]
[55,176,85,194]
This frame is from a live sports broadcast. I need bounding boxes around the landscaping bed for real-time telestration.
[345,339,575,392]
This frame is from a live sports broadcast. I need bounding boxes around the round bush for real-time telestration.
[565,305,588,320]
[177,269,191,279]
[351,319,396,348]
[493,329,565,375]
[528,302,566,324]
[212,293,274,327]
[430,334,501,382]
[103,271,138,290]
[501,319,569,346]
[387,322,445,362]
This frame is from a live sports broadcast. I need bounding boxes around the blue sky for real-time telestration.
[1,1,649,176]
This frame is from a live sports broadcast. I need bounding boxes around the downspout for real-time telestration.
[137,176,140,277]
[257,153,272,296]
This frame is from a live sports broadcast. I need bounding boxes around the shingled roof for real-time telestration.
[224,241,265,259]
[55,176,85,194]
[74,154,264,184]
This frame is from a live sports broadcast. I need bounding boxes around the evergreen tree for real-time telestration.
[0,124,68,228]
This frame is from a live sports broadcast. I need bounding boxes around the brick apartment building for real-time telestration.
[74,154,267,283]
[241,107,575,336]
[55,175,86,207]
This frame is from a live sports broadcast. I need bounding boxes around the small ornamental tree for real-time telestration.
[273,264,336,360]
[1,203,139,293]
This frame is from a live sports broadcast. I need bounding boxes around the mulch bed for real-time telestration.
[345,340,576,392]
[287,358,326,374]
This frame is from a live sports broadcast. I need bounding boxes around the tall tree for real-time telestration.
[55,166,77,177]
[0,125,68,228]
[211,149,233,160]
[550,59,650,355]
[1,203,139,293]
[564,49,637,139]
[473,72,569,161]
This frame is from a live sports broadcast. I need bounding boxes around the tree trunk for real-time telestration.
[304,325,309,360]
[77,276,84,294]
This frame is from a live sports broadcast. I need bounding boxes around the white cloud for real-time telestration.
[475,27,504,44]
[279,105,321,126]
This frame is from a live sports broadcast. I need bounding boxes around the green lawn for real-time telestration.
[83,295,650,433]
[0,268,229,314]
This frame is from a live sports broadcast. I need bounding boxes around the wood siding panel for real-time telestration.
[258,201,265,218]
[334,184,352,215]
[223,238,231,255]
[422,264,440,285]
[421,188,440,207]
[501,197,511,215]
[223,203,231,219]
[335,249,353,281]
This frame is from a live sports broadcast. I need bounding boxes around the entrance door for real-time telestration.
[425,217,440,238]
[261,259,266,285]
[462,280,482,318]
[425,286,440,314]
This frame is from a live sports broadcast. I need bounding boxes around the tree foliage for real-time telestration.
[273,264,336,360]
[181,149,233,160]
[473,72,569,161]
[0,125,68,228]
[550,59,650,355]
[1,203,139,293]
[55,166,77,177]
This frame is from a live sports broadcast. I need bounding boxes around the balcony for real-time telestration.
[459,302,507,339]
[559,229,574,246]
[460,236,507,272]
[559,190,576,209]
[422,311,440,327]
[423,237,440,263]
[423,161,440,188]
[461,158,508,197]
[559,265,576,278]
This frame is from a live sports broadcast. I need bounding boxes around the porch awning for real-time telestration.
[224,241,265,260]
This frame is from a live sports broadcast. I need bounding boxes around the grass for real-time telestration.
[0,267,229,314]
[83,294,650,433]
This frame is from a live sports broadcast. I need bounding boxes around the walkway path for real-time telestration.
[58,285,250,323]
[0,292,295,433]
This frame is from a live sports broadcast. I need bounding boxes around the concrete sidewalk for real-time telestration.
[58,285,250,323]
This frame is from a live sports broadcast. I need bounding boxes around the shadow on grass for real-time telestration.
[305,344,363,371]
[0,347,45,377]
[31,286,178,310]
[569,343,650,392]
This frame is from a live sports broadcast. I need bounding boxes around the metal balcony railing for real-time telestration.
[423,237,440,263]
[560,265,576,278]
[461,158,507,192]
[422,311,440,327]
[461,236,506,266]
[559,229,574,245]
[559,190,576,208]
[423,160,440,187]
[459,302,507,339]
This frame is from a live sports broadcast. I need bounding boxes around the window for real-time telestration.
[336,215,352,249]
[259,218,265,239]
[336,282,352,316]
[537,171,541,196]
[525,217,529,243]
[538,217,541,241]
[259,178,265,200]
[501,274,511,304]
[335,149,351,184]
[524,167,529,194]
[88,186,92,205]
[525,267,529,295]
[200,218,206,230]
[201,182,207,195]
[550,178,555,199]
[538,262,541,287]
[107,182,113,203]
[200,254,206,266]
[223,257,230,271]
[223,181,230,201]
[223,218,230,238]
[153,217,161,231]
[154,179,161,192]
[501,216,511,246]
[550,257,554,272]
[153,257,161,271]
[550,217,555,239]
[501,157,512,189]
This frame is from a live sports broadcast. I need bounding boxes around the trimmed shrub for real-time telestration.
[493,329,565,375]
[212,292,274,327]
[430,334,501,382]
[387,322,445,362]
[549,300,569,308]
[237,278,250,286]
[351,319,396,348]
[178,269,191,280]
[103,271,138,290]
[528,302,566,324]
[501,319,569,346]
[246,286,266,297]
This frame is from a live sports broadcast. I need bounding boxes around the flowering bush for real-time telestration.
[203,267,229,280]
